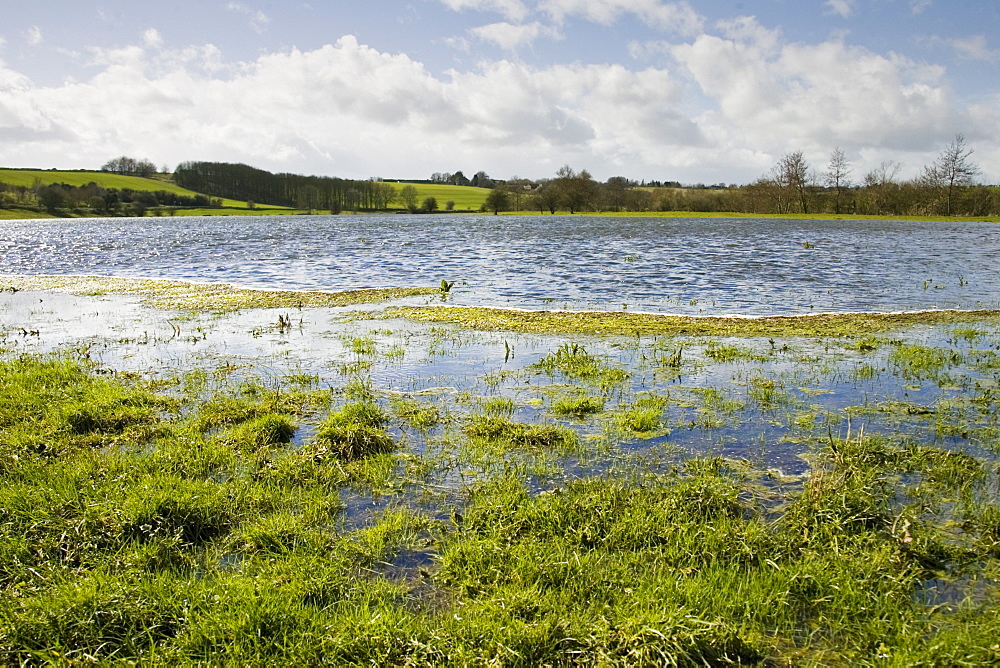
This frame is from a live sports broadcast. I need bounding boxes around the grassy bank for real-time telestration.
[1,283,999,663]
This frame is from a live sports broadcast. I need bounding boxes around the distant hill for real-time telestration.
[0,168,251,208]
[0,165,492,216]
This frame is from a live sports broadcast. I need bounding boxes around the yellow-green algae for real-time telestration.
[387,305,1000,338]
[2,274,436,310]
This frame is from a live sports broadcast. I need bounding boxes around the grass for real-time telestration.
[389,305,1000,337]
[1,274,437,310]
[0,169,258,209]
[2,291,1000,664]
[390,182,489,211]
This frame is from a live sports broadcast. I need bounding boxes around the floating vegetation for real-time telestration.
[531,343,630,387]
[389,305,1000,338]
[551,393,606,418]
[1,274,437,310]
[463,414,579,451]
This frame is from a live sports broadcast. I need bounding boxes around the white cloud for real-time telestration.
[226,2,271,34]
[947,35,999,62]
[670,20,966,174]
[469,21,562,50]
[143,29,164,49]
[25,26,43,46]
[441,0,704,36]
[539,0,703,35]
[825,0,855,19]
[910,0,932,14]
[0,27,994,184]
[439,0,530,22]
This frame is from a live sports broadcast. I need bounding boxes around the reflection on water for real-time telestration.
[2,214,998,315]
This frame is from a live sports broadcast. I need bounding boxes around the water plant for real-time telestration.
[3,290,1000,665]
[551,393,605,418]
[531,343,630,387]
[312,401,395,460]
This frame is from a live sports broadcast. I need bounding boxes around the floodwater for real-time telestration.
[2,214,999,480]
[2,214,999,314]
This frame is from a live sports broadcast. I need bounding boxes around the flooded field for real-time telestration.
[2,215,1000,664]
[3,214,1000,314]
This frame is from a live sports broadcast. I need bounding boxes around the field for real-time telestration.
[389,182,490,211]
[1,276,1000,664]
[0,169,266,210]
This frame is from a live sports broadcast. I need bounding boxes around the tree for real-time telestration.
[399,185,419,212]
[484,187,509,215]
[101,156,157,178]
[774,151,812,214]
[922,133,980,215]
[471,171,493,188]
[604,176,631,212]
[553,165,598,214]
[860,161,901,216]
[36,186,66,213]
[421,196,438,213]
[534,183,561,214]
[824,147,852,214]
[297,185,320,213]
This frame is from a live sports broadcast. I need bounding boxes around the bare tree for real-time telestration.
[824,147,852,214]
[922,133,980,215]
[861,161,901,215]
[774,151,812,214]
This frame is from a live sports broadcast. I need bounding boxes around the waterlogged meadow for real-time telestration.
[2,275,1000,665]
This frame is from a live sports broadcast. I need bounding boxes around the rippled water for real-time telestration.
[3,214,998,315]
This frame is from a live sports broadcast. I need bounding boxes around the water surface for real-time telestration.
[3,215,997,315]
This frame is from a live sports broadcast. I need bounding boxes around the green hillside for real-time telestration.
[0,169,269,210]
[390,182,490,211]
[0,168,492,215]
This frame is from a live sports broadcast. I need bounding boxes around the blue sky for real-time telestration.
[1,1,997,184]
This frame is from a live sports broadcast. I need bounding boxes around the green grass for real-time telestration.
[0,169,286,211]
[390,182,490,211]
[0,208,53,220]
[390,305,1000,338]
[1,275,438,310]
[3,300,1000,664]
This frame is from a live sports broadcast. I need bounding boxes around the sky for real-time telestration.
[1,1,997,185]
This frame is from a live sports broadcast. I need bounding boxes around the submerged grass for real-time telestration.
[1,274,436,310]
[2,303,1000,664]
[389,305,1000,337]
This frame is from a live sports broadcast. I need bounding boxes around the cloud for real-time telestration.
[143,29,164,49]
[539,0,704,35]
[24,26,43,46]
[825,0,855,19]
[945,35,999,62]
[670,17,965,171]
[440,0,704,36]
[226,2,271,34]
[438,0,530,22]
[910,0,932,14]
[468,21,562,50]
[0,27,994,184]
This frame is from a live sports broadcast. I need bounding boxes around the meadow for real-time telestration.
[1,276,999,664]
[388,182,490,211]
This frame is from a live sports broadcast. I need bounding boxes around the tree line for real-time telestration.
[0,180,220,216]
[481,134,995,217]
[173,162,396,212]
[101,156,161,178]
